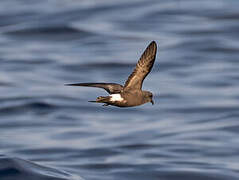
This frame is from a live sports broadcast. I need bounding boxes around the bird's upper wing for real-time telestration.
[123,41,157,90]
[65,83,123,94]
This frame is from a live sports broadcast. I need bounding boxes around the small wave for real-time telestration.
[0,101,57,116]
[4,25,93,41]
[0,155,84,180]
[6,26,81,35]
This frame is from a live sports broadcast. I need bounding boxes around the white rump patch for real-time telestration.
[110,94,124,102]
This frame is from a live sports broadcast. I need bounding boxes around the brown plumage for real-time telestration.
[66,41,157,107]
[124,41,157,91]
[66,83,123,94]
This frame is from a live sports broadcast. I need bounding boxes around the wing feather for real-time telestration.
[124,41,157,90]
[65,83,123,94]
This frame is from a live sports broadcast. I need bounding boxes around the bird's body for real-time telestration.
[66,41,157,107]
[94,90,152,107]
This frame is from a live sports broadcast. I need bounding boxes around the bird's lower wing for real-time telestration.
[65,83,123,94]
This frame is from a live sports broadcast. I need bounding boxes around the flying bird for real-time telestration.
[66,41,157,107]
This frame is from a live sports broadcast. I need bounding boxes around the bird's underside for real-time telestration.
[65,41,157,107]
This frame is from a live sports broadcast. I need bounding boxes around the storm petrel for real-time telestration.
[66,41,157,107]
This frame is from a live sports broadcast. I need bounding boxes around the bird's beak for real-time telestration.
[151,99,154,105]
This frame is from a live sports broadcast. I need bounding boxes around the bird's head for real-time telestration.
[143,91,154,105]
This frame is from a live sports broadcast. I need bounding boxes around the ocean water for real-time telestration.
[0,0,239,180]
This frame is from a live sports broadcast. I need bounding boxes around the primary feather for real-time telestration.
[124,41,157,90]
[65,83,123,94]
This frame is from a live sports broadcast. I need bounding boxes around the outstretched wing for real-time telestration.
[124,41,157,90]
[65,83,123,94]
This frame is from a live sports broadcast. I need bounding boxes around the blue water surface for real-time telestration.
[0,0,239,180]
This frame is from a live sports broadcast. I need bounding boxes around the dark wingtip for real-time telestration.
[150,41,157,48]
[64,83,80,86]
[146,41,157,54]
[88,100,97,103]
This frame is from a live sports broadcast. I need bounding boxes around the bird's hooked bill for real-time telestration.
[151,99,154,105]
